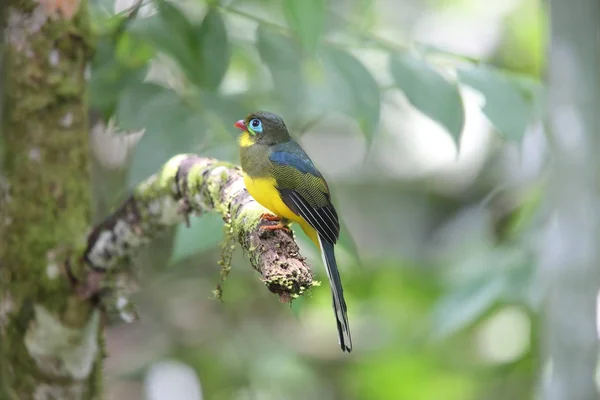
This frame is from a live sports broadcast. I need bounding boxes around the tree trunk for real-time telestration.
[0,0,100,398]
[540,0,600,399]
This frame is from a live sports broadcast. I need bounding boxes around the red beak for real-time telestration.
[234,120,246,131]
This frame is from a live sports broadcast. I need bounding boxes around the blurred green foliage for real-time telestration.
[390,52,464,142]
[88,0,546,399]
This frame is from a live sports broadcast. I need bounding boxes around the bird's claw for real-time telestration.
[259,223,292,235]
[259,213,292,235]
[260,213,281,222]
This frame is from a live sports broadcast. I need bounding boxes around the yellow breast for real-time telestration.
[243,172,320,246]
[243,173,301,223]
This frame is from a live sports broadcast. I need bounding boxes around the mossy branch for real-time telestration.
[77,154,316,305]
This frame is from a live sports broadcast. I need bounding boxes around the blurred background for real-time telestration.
[88,0,547,398]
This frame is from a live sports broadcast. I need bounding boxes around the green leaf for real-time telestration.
[324,48,381,141]
[511,75,545,121]
[130,6,230,90]
[192,8,230,90]
[129,4,196,75]
[390,52,465,144]
[89,37,149,117]
[89,1,126,34]
[115,82,205,184]
[115,32,155,69]
[257,25,301,69]
[116,83,205,143]
[432,246,530,339]
[457,65,530,141]
[170,213,224,264]
[283,0,326,55]
[432,275,506,340]
[256,25,305,111]
[116,82,173,132]
[504,182,544,238]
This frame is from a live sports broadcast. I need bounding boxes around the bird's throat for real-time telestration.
[238,131,255,148]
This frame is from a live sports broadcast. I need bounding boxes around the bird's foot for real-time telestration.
[259,213,292,235]
[260,213,281,222]
[259,223,292,235]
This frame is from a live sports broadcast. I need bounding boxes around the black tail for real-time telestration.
[318,234,352,352]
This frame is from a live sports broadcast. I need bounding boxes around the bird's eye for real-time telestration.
[249,118,263,133]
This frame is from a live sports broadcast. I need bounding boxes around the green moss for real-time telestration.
[266,275,296,290]
[158,154,189,188]
[213,194,236,301]
[186,163,206,192]
[234,205,264,235]
[206,166,228,213]
[264,275,319,297]
[0,0,98,396]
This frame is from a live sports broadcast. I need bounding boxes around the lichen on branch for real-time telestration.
[79,154,316,303]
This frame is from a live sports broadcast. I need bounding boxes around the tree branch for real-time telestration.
[77,154,316,305]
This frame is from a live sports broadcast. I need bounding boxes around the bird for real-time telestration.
[234,111,352,352]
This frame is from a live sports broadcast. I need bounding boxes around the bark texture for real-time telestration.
[0,0,100,398]
[77,155,316,309]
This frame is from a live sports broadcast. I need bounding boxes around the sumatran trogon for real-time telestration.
[235,111,352,352]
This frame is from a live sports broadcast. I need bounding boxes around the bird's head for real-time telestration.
[234,111,291,147]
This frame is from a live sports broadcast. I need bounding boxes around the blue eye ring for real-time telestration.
[249,118,263,133]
